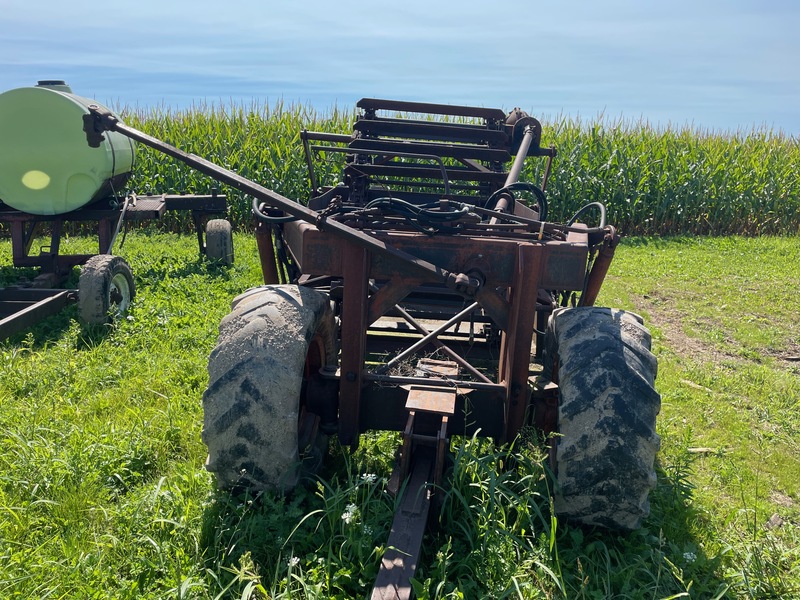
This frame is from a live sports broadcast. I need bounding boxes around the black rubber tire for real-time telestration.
[78,254,136,325]
[544,307,660,530]
[202,284,337,492]
[205,219,234,266]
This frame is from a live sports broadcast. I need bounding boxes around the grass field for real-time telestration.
[0,231,798,599]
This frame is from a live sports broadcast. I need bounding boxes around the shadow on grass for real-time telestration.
[1,304,79,349]
[194,435,735,598]
[0,264,94,349]
[0,254,232,349]
[0,298,126,351]
[134,259,234,288]
[196,438,398,598]
[523,456,731,598]
[621,235,702,249]
[198,486,310,581]
[0,265,40,287]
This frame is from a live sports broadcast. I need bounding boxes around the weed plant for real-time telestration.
[1,232,798,598]
[119,103,800,237]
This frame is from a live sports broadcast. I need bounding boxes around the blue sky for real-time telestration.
[3,0,799,133]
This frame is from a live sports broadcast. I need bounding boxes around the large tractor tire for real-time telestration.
[202,284,337,492]
[78,254,135,325]
[543,307,660,530]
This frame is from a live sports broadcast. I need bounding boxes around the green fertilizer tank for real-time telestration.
[0,81,136,215]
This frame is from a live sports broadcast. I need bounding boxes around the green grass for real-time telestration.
[117,103,800,237]
[603,237,800,516]
[1,232,798,598]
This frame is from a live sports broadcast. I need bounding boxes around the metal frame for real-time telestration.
[281,219,590,443]
[0,192,227,339]
[83,97,618,600]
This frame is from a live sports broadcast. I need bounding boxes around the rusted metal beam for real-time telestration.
[338,243,370,448]
[370,285,492,384]
[255,221,280,284]
[362,373,504,392]
[502,243,545,439]
[0,289,74,340]
[373,360,457,599]
[579,227,619,307]
[349,138,512,163]
[373,302,480,375]
[345,162,507,183]
[367,279,425,326]
[357,98,507,121]
[371,453,433,600]
[353,118,508,146]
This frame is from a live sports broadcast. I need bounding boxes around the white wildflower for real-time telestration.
[342,503,358,524]
[683,551,697,563]
[361,473,377,484]
[287,556,300,568]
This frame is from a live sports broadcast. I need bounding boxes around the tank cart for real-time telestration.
[0,81,232,339]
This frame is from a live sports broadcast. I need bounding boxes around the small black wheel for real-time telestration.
[544,307,661,530]
[205,219,234,266]
[78,254,135,325]
[202,284,337,492]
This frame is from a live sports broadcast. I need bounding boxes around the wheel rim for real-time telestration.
[305,333,326,381]
[109,272,132,315]
[298,333,327,450]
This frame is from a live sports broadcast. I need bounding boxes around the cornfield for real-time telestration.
[123,102,800,236]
